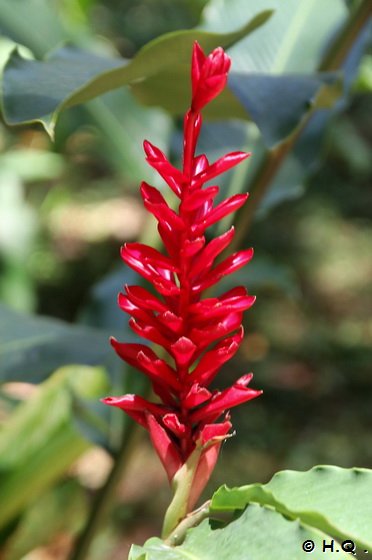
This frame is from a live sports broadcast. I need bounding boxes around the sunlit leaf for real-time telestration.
[200,0,347,73]
[2,12,273,135]
[211,466,372,552]
[131,466,372,559]
[130,504,349,559]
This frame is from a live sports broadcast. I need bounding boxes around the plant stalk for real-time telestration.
[161,445,202,539]
[164,501,211,546]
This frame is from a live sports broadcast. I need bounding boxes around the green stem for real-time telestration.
[68,424,140,560]
[161,446,202,539]
[232,0,371,248]
[164,501,211,546]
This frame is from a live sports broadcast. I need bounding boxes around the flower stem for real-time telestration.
[161,445,202,539]
[164,500,211,546]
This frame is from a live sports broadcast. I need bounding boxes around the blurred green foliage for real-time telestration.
[0,0,371,558]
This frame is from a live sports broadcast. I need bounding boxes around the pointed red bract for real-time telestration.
[102,41,262,513]
[191,42,231,111]
[146,413,183,481]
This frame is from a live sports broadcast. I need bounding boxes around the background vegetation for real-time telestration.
[0,0,371,558]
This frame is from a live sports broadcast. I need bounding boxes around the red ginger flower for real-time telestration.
[102,41,262,534]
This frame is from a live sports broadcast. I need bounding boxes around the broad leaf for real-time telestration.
[0,0,68,58]
[0,304,113,383]
[131,466,372,559]
[200,0,348,73]
[84,89,172,182]
[130,503,349,559]
[2,12,273,135]
[211,466,372,552]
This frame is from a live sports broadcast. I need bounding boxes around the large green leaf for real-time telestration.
[0,10,172,182]
[200,0,348,73]
[131,466,372,559]
[134,70,342,148]
[2,12,273,135]
[0,365,107,529]
[130,503,350,559]
[211,466,372,552]
[84,89,173,182]
[0,304,113,383]
[0,0,68,57]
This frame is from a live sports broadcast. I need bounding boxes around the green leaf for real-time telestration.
[130,504,350,559]
[84,89,173,182]
[132,466,372,559]
[129,65,246,120]
[228,72,342,147]
[211,466,372,552]
[0,365,107,529]
[133,69,342,151]
[200,0,347,73]
[0,0,67,58]
[0,304,113,383]
[2,12,273,135]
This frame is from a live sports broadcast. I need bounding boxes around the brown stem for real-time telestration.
[318,0,372,71]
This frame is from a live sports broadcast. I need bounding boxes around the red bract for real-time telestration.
[102,41,262,532]
[191,42,231,111]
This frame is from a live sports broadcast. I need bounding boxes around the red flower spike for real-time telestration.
[102,42,262,533]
